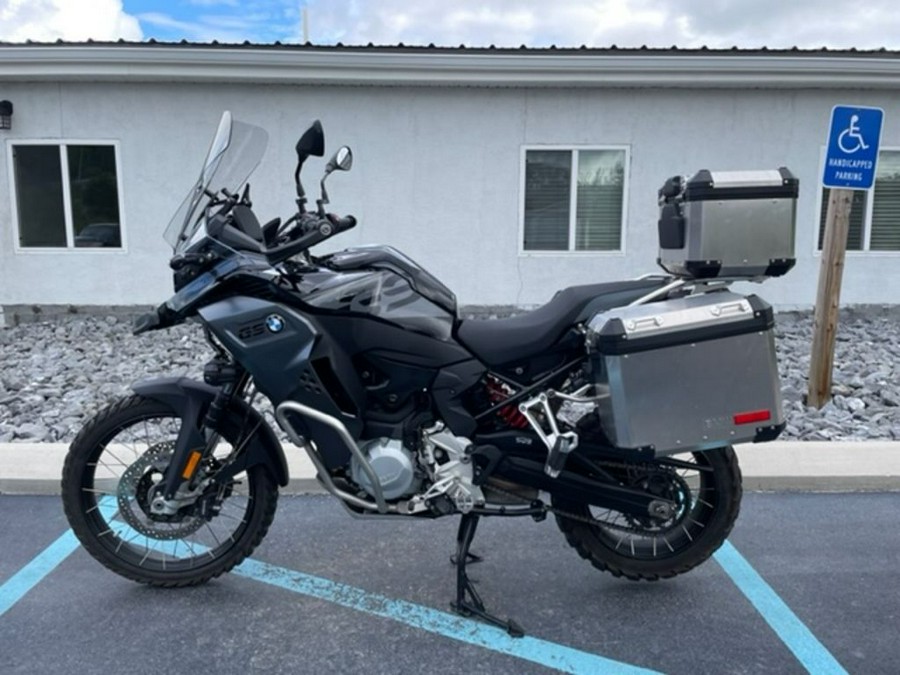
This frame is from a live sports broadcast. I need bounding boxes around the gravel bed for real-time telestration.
[1,311,898,444]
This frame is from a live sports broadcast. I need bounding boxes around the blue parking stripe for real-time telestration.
[0,529,80,618]
[714,541,848,675]
[233,557,661,675]
[6,504,847,674]
[92,498,659,674]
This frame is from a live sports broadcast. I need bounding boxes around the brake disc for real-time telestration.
[116,442,205,540]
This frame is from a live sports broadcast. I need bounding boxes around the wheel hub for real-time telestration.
[624,467,691,531]
[117,442,205,540]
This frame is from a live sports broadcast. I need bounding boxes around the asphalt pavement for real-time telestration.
[1,492,898,674]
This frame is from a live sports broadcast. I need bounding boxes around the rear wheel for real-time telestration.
[62,395,278,586]
[552,446,741,580]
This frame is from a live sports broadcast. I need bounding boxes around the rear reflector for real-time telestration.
[733,410,771,425]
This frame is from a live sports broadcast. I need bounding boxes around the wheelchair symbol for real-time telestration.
[837,114,869,154]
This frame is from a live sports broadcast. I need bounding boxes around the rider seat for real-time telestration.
[456,279,667,367]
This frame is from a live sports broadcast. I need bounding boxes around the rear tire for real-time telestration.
[552,446,741,581]
[62,394,279,587]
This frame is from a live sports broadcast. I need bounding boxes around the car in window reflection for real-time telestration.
[74,223,122,248]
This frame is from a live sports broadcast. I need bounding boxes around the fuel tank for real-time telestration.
[297,245,458,340]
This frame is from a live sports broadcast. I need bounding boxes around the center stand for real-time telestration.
[450,513,525,637]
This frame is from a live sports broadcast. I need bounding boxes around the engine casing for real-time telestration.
[350,438,421,500]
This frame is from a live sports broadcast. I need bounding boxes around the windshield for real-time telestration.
[164,111,269,253]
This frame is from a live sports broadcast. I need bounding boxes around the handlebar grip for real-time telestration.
[327,213,357,231]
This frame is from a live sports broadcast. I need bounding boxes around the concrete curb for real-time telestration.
[1,441,899,496]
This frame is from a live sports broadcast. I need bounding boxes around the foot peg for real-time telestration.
[518,392,578,478]
[450,551,484,566]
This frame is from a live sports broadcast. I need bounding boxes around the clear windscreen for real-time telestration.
[164,111,269,253]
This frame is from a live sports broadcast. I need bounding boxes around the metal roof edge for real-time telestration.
[2,44,900,88]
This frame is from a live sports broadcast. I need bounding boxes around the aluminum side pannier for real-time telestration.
[587,291,784,456]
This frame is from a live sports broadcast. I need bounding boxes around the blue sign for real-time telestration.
[823,105,884,190]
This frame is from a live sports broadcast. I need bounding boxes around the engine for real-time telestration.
[349,425,488,514]
[350,438,422,500]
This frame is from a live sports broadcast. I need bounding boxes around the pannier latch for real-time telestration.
[518,392,579,478]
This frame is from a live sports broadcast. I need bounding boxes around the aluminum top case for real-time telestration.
[587,291,784,456]
[657,168,798,279]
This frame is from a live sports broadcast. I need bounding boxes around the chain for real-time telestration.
[481,457,685,535]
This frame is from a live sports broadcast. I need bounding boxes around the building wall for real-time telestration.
[1,80,898,309]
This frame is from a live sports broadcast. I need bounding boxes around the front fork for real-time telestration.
[157,368,251,505]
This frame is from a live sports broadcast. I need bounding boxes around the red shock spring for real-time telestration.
[485,376,529,429]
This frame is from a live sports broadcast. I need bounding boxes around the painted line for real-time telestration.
[0,501,844,674]
[0,529,80,618]
[90,499,657,675]
[714,540,848,675]
[233,557,661,675]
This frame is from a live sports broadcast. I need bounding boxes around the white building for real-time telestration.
[1,42,899,315]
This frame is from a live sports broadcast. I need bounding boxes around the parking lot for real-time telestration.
[1,491,897,674]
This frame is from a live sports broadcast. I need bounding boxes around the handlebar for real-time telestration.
[264,211,357,265]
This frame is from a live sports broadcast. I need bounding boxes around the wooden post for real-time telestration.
[807,188,854,409]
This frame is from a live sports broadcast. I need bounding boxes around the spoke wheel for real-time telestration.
[552,446,741,580]
[62,395,278,586]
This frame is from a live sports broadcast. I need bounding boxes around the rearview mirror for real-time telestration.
[317,146,354,216]
[296,120,325,161]
[294,120,325,205]
[325,146,353,173]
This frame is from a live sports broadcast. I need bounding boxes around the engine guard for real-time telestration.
[132,377,290,488]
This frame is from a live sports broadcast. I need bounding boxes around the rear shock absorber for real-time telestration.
[485,375,529,429]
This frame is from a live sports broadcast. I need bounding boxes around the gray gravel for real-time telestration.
[0,310,898,443]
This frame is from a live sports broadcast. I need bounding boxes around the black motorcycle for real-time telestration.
[62,112,787,636]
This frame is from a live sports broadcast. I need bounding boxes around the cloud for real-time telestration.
[0,0,142,42]
[670,0,900,49]
[304,0,900,49]
[3,0,898,50]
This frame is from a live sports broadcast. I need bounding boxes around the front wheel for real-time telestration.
[62,395,279,586]
[552,446,741,580]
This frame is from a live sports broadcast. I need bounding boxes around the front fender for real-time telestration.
[133,377,289,487]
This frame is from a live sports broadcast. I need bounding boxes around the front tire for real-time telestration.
[62,395,279,587]
[552,446,741,581]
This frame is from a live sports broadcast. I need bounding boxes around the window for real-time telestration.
[818,150,900,251]
[11,143,123,249]
[522,147,627,252]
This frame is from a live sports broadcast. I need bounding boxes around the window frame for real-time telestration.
[518,144,630,257]
[6,139,127,254]
[814,145,900,257]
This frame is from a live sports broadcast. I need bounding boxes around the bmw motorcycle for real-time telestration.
[62,112,785,636]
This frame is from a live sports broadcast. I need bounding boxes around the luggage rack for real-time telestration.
[629,273,775,308]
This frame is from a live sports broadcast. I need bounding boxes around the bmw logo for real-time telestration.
[265,314,285,333]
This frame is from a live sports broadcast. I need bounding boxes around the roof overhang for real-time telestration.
[2,44,900,89]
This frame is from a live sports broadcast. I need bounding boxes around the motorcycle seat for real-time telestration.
[456,279,667,367]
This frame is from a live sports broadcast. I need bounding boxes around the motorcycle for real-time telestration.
[62,112,792,636]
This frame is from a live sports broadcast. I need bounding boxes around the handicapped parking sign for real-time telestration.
[823,105,884,190]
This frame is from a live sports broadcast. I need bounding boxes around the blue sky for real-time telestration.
[3,0,900,50]
[122,0,304,43]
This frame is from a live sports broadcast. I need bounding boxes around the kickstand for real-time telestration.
[450,513,525,638]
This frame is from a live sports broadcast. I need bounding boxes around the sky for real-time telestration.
[2,0,900,50]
